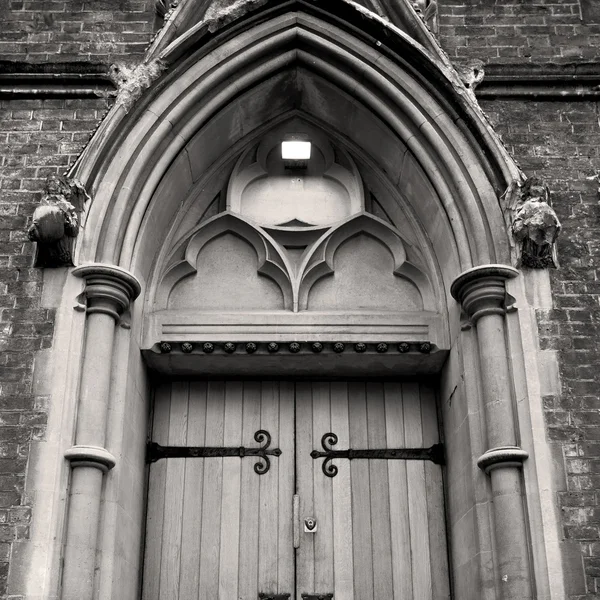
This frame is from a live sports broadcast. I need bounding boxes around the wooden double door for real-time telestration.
[142,380,450,600]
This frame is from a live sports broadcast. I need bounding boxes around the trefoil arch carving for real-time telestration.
[155,211,434,316]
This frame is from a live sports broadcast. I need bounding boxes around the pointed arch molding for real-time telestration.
[72,0,522,284]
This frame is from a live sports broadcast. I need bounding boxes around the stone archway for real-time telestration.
[17,2,565,599]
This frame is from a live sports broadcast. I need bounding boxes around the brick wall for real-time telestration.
[0,97,108,596]
[0,0,156,592]
[438,0,600,596]
[0,0,155,63]
[477,98,600,596]
[439,0,600,64]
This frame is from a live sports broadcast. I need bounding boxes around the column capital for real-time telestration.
[73,263,141,320]
[450,264,518,323]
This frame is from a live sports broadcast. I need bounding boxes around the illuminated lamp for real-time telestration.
[281,134,311,169]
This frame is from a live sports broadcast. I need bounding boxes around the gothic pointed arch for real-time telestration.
[71,0,522,290]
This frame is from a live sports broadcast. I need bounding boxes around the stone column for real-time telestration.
[61,264,141,600]
[451,265,532,600]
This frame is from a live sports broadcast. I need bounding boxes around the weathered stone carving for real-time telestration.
[156,0,179,20]
[28,174,89,267]
[512,178,561,268]
[109,59,167,113]
[411,0,437,30]
[456,59,485,92]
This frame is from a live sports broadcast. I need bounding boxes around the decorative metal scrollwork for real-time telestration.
[311,432,445,477]
[146,429,281,475]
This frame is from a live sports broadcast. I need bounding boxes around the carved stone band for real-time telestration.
[64,445,117,472]
[477,446,529,474]
[450,264,519,323]
[73,263,142,320]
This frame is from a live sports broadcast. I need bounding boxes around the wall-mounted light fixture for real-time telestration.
[281,134,311,170]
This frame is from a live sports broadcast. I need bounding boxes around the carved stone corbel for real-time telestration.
[512,177,561,269]
[27,174,89,268]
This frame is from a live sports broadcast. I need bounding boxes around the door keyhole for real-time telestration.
[304,517,317,532]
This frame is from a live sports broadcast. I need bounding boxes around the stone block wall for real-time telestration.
[0,0,599,598]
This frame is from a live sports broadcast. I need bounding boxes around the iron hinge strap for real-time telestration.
[311,432,445,477]
[147,429,281,475]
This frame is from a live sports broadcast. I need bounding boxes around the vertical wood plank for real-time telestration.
[330,381,354,600]
[142,383,171,600]
[159,381,189,600]
[258,381,280,595]
[198,381,225,600]
[278,381,295,596]
[421,384,451,600]
[384,381,412,600]
[312,382,334,593]
[403,382,433,599]
[366,382,394,600]
[179,381,207,600]
[295,380,315,597]
[238,381,261,600]
[219,381,243,599]
[348,382,374,600]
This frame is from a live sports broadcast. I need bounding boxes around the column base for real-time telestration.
[477,446,529,474]
[64,445,116,472]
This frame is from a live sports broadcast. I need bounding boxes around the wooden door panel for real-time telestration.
[330,382,355,600]
[367,382,394,600]
[298,381,449,600]
[295,381,316,596]
[143,381,294,600]
[144,380,449,600]
[348,382,374,600]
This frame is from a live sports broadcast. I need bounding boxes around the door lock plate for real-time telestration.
[301,594,333,600]
[304,517,317,532]
[258,594,290,600]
